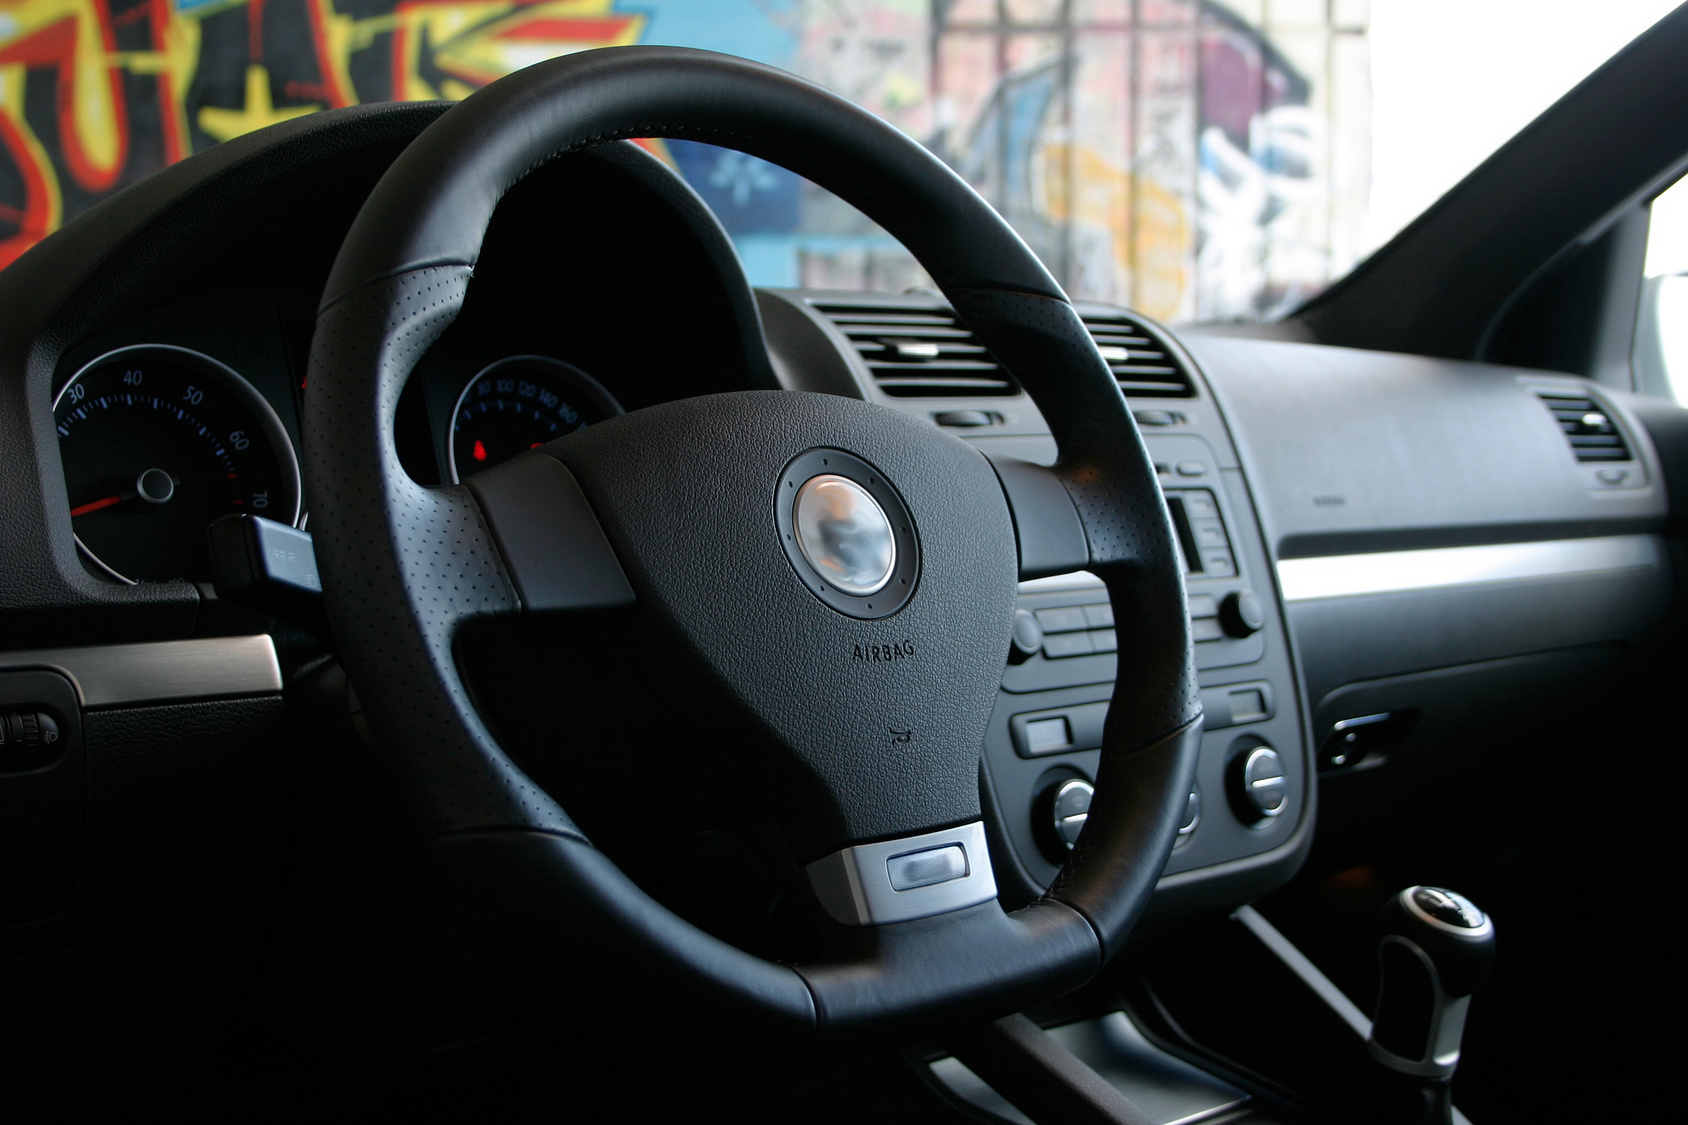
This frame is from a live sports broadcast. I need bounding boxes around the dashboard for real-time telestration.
[43,271,1319,919]
[4,101,1674,933]
[0,96,1681,1113]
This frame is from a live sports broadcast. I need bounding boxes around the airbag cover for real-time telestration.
[542,390,1016,859]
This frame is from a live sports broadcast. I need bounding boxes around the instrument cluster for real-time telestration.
[53,334,623,586]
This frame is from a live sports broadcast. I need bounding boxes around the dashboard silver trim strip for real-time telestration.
[0,635,282,707]
[1276,534,1661,602]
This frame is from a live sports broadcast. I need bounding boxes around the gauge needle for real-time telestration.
[70,493,127,517]
[69,470,174,517]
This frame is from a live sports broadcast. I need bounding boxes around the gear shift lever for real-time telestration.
[1366,886,1494,1123]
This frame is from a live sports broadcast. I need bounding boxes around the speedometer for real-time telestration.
[447,356,623,483]
[53,344,301,584]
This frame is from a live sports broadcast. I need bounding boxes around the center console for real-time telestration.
[758,289,1310,910]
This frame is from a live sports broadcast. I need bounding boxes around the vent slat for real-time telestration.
[823,312,956,325]
[1535,390,1632,463]
[842,326,976,340]
[872,376,1019,389]
[866,358,999,368]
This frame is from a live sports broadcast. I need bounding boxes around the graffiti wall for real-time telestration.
[0,0,1369,323]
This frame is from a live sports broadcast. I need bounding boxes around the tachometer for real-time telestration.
[53,344,301,584]
[448,356,623,483]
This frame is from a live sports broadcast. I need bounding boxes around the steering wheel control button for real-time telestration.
[776,448,920,620]
[1228,743,1288,824]
[886,844,968,891]
[807,822,997,926]
[793,474,896,595]
[1219,589,1265,637]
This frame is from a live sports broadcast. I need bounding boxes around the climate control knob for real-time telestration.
[1228,743,1287,824]
[1050,779,1093,847]
[1219,589,1265,637]
[1008,609,1043,664]
[1032,776,1095,863]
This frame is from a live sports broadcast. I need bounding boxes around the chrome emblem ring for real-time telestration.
[792,474,896,596]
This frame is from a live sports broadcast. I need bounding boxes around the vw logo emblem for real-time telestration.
[792,474,896,596]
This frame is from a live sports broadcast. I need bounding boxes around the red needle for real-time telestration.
[70,494,123,517]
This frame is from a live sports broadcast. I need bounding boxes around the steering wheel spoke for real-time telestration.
[462,451,635,613]
[989,455,1092,581]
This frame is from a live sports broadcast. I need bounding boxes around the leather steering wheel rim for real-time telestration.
[304,46,1202,1039]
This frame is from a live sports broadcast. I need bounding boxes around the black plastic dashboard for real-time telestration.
[0,101,1678,970]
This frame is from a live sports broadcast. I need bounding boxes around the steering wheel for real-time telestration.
[303,46,1201,1039]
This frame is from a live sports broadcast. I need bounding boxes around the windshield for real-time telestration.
[0,1,1679,325]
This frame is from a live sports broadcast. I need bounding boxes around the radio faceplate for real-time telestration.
[974,434,1308,904]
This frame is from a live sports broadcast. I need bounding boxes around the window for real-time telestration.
[1636,174,1688,401]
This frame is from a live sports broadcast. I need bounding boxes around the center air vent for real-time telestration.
[1080,312,1195,397]
[810,299,1195,400]
[811,303,1019,398]
[1535,390,1632,462]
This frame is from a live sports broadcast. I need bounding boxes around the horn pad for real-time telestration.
[542,390,1016,861]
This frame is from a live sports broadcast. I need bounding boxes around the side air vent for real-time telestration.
[812,303,1020,398]
[1080,312,1195,397]
[1535,390,1632,462]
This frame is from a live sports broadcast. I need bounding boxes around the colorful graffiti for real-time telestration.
[0,0,645,267]
[0,1,1369,322]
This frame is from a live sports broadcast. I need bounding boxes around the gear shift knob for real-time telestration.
[1368,886,1495,1079]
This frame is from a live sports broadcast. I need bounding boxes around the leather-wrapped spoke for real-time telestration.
[989,456,1091,581]
[462,451,634,613]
